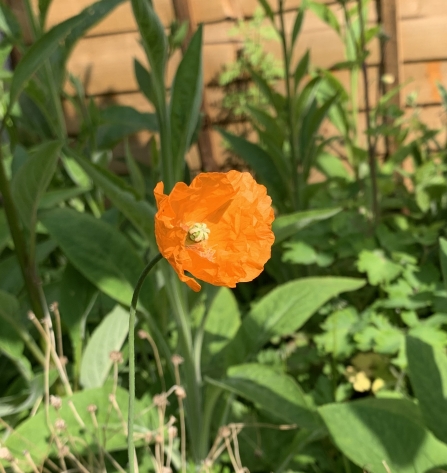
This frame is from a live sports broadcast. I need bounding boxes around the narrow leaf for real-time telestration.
[170,25,203,174]
[8,15,83,107]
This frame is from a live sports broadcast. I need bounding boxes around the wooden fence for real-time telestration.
[10,0,447,173]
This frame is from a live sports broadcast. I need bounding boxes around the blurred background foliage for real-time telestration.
[1,0,447,472]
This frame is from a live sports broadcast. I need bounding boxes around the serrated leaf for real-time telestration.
[80,305,129,388]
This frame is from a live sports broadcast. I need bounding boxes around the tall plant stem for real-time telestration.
[0,141,45,320]
[357,0,379,224]
[278,0,300,210]
[128,252,163,473]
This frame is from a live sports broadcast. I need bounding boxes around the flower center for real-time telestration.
[187,222,210,243]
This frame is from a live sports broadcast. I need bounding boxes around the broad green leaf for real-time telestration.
[0,290,33,380]
[225,277,364,365]
[39,208,144,306]
[70,153,155,242]
[11,141,61,231]
[0,239,57,294]
[316,152,352,180]
[320,398,447,473]
[0,210,10,254]
[219,129,288,209]
[439,237,447,292]
[80,305,129,388]
[0,4,22,43]
[131,0,167,110]
[407,336,447,444]
[8,15,84,108]
[59,264,98,382]
[170,25,203,175]
[62,153,91,188]
[39,186,91,209]
[125,140,146,198]
[209,364,319,429]
[202,288,241,369]
[1,386,155,471]
[96,105,158,149]
[51,0,126,88]
[273,207,341,244]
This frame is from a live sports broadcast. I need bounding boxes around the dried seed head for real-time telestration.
[54,419,66,431]
[153,393,168,407]
[155,433,163,444]
[87,404,98,413]
[50,302,59,312]
[174,386,186,399]
[220,426,231,438]
[138,330,148,339]
[144,432,153,443]
[0,447,13,462]
[50,395,62,410]
[109,351,123,363]
[168,426,178,438]
[171,354,184,366]
[27,311,36,321]
[58,445,69,457]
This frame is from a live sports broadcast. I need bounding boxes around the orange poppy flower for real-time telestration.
[154,171,275,292]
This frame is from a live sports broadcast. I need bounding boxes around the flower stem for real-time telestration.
[128,252,162,473]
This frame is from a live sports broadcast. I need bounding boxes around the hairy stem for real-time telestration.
[128,253,163,473]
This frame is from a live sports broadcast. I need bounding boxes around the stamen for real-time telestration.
[188,223,210,242]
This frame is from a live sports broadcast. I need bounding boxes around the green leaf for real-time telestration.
[0,290,33,380]
[202,288,241,369]
[273,207,341,244]
[2,386,154,471]
[0,210,11,254]
[316,152,352,180]
[59,264,98,382]
[131,0,167,110]
[319,398,447,472]
[51,0,126,88]
[39,208,144,307]
[439,237,447,292]
[8,15,84,108]
[407,336,447,444]
[257,0,274,21]
[11,141,61,231]
[293,50,310,91]
[282,240,317,265]
[96,105,158,149]
[124,140,146,199]
[39,187,91,209]
[80,305,129,388]
[209,364,319,429]
[0,240,57,295]
[169,25,203,174]
[70,152,155,242]
[357,250,402,286]
[308,2,341,35]
[134,59,154,104]
[0,4,22,43]
[291,9,305,50]
[38,0,52,26]
[226,277,364,365]
[219,129,288,210]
